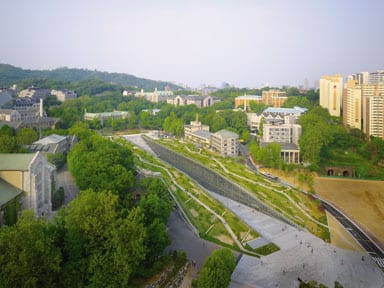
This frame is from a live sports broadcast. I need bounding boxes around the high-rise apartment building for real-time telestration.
[348,72,369,85]
[343,83,384,139]
[343,80,362,130]
[369,70,384,85]
[362,85,384,139]
[319,75,343,117]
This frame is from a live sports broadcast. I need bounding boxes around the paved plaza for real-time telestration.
[207,192,384,288]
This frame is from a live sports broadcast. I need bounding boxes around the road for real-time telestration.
[246,155,384,270]
[321,201,384,269]
[56,164,79,206]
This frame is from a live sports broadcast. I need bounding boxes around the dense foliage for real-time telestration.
[67,125,135,205]
[0,126,174,287]
[298,106,384,177]
[249,142,283,169]
[0,63,180,90]
[0,126,38,153]
[195,248,236,288]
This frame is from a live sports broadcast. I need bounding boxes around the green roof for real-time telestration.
[0,153,37,171]
[0,179,22,207]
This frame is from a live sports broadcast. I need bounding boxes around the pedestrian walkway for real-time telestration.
[206,192,384,288]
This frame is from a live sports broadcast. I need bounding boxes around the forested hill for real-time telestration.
[0,63,180,90]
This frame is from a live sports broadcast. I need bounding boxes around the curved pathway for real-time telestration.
[135,154,262,257]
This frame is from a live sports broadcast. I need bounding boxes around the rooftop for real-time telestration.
[0,179,22,208]
[214,129,238,139]
[0,153,37,171]
[34,134,67,145]
[236,95,262,99]
[193,130,212,139]
[263,106,308,115]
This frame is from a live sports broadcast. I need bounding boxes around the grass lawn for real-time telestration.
[128,140,266,254]
[158,138,330,242]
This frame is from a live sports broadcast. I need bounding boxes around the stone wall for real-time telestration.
[145,261,190,288]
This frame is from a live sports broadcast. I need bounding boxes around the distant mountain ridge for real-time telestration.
[0,63,180,90]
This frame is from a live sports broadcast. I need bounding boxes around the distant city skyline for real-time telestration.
[1,0,384,88]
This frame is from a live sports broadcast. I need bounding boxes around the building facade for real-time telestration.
[363,85,384,139]
[319,75,343,117]
[135,88,174,103]
[51,89,77,102]
[234,95,263,110]
[19,87,51,99]
[369,70,384,85]
[262,122,302,146]
[343,80,362,130]
[84,111,129,123]
[211,129,239,157]
[261,90,288,108]
[184,115,210,139]
[0,152,55,217]
[247,106,306,133]
[167,95,219,108]
[343,83,384,139]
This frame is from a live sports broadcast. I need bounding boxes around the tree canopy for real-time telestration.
[195,248,236,288]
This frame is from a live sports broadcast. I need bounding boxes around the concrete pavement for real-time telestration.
[206,193,384,288]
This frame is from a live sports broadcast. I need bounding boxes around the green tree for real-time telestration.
[250,142,282,168]
[0,134,17,152]
[196,248,236,288]
[210,113,226,132]
[58,190,146,287]
[249,102,268,113]
[67,130,135,202]
[16,128,39,145]
[0,211,62,288]
[0,124,15,137]
[47,152,66,170]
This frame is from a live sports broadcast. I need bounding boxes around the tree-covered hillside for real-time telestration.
[0,64,180,90]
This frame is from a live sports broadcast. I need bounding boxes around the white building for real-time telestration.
[84,111,129,122]
[247,106,307,133]
[369,70,384,85]
[167,95,219,108]
[211,129,239,157]
[255,108,303,164]
[51,89,77,102]
[184,115,210,139]
[320,75,343,117]
[135,88,174,103]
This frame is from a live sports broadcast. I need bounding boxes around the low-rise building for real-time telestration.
[0,152,56,220]
[135,88,174,103]
[184,115,210,139]
[19,87,51,99]
[234,95,263,109]
[0,99,58,130]
[167,95,220,108]
[211,129,239,157]
[262,89,288,107]
[0,109,22,122]
[26,134,77,154]
[247,106,307,133]
[51,89,77,102]
[84,111,129,123]
[260,117,302,164]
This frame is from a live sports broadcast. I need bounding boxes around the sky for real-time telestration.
[1,0,384,88]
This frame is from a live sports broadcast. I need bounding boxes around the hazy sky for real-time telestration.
[1,0,384,88]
